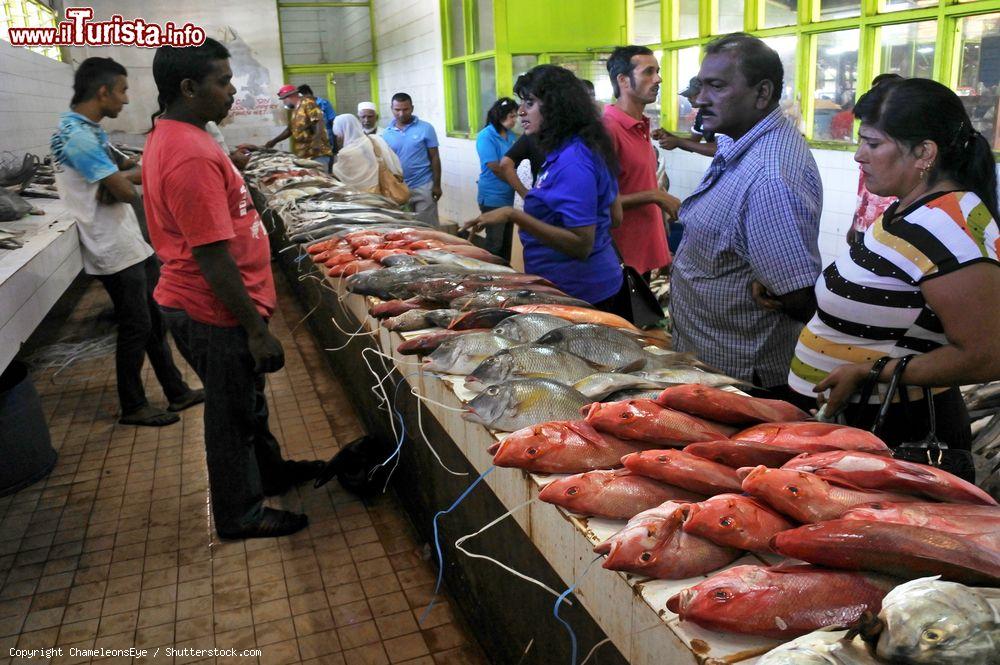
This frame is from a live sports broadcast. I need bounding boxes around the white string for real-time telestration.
[454,498,570,602]
[579,638,612,665]
[409,387,468,413]
[414,375,469,477]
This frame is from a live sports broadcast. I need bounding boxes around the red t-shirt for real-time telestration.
[143,119,276,327]
[602,104,671,274]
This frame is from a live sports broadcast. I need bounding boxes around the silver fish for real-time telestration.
[451,289,591,310]
[633,367,744,388]
[463,379,590,432]
[423,309,461,328]
[414,249,514,273]
[573,372,669,401]
[759,632,880,664]
[467,344,599,388]
[492,313,573,342]
[875,576,1000,665]
[603,388,664,402]
[423,332,517,375]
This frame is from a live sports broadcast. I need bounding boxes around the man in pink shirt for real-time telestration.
[144,39,321,539]
[603,45,680,278]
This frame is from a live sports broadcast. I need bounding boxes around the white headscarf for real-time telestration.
[332,114,402,192]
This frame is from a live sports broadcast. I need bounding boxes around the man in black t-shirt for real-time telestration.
[497,132,546,198]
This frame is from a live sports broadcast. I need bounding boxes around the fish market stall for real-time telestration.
[245,151,1000,665]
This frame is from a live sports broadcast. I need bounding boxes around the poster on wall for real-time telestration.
[219,26,279,122]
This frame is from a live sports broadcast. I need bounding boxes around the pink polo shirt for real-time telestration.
[602,104,671,274]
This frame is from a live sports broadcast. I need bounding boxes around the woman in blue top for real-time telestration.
[463,65,626,315]
[475,97,518,260]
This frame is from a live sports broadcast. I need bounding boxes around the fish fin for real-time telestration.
[615,358,647,373]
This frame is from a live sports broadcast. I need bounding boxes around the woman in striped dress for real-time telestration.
[788,78,1000,449]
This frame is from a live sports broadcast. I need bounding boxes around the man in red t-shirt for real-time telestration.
[144,39,321,539]
[603,45,680,279]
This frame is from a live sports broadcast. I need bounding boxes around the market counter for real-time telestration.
[265,212,784,665]
[0,199,81,374]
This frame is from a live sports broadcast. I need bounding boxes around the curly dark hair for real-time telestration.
[513,65,617,174]
[484,97,518,133]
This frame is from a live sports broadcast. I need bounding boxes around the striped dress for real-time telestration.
[789,190,1000,402]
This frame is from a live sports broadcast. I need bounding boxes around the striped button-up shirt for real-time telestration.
[671,107,822,386]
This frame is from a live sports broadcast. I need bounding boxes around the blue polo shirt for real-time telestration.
[475,124,517,207]
[521,136,622,304]
[383,116,439,188]
[316,96,336,144]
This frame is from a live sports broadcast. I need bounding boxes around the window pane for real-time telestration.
[764,0,797,28]
[676,46,701,134]
[551,55,613,104]
[881,0,936,12]
[279,6,372,65]
[678,0,699,39]
[448,0,465,57]
[450,65,469,133]
[763,35,801,127]
[633,0,661,45]
[813,30,859,142]
[718,0,744,34]
[474,0,494,51]
[820,0,860,20]
[476,59,497,130]
[957,13,1000,150]
[512,55,539,88]
[331,73,372,121]
[878,22,936,79]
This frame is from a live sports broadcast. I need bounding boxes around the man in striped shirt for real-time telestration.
[670,34,822,404]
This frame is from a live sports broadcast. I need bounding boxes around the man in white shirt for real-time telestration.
[51,57,202,426]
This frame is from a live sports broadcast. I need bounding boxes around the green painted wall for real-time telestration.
[503,0,628,53]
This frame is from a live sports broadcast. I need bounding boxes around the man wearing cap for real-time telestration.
[653,77,717,157]
[262,84,333,168]
[358,101,379,135]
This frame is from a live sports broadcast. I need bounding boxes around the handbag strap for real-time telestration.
[856,356,892,411]
[871,354,916,436]
[367,135,385,164]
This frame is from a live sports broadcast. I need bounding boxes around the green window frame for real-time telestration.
[441,0,504,138]
[634,0,1000,152]
[1,0,61,62]
[277,1,380,115]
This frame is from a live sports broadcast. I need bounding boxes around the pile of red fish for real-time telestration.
[491,384,1000,638]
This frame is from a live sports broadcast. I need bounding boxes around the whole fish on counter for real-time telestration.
[633,367,747,389]
[584,399,735,446]
[396,329,492,355]
[603,388,666,402]
[572,372,674,401]
[534,324,677,372]
[840,502,1000,545]
[741,466,919,523]
[771,520,1000,585]
[621,449,743,495]
[780,450,997,505]
[684,439,817,469]
[451,289,592,310]
[758,632,881,664]
[874,576,1000,665]
[489,420,652,473]
[346,265,470,299]
[667,564,897,638]
[423,332,517,374]
[593,501,741,579]
[537,469,705,520]
[414,248,513,271]
[508,304,641,333]
[735,422,891,454]
[681,493,794,552]
[465,344,603,388]
[448,308,520,330]
[462,379,591,432]
[655,384,809,425]
[383,309,459,333]
[492,313,573,343]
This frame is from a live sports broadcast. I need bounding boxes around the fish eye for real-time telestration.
[620,412,631,419]
[486,386,499,395]
[527,447,538,456]
[719,516,734,527]
[786,485,799,495]
[566,486,578,496]
[639,552,653,562]
[713,589,733,602]
[922,629,944,643]
[656,455,667,462]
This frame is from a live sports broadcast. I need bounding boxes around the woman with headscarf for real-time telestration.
[330,114,403,194]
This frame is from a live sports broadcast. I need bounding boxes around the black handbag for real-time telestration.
[867,355,976,483]
[611,242,665,329]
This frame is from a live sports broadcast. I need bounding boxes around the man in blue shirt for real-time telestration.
[382,92,442,225]
[51,57,202,427]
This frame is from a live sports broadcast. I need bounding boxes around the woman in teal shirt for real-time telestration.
[475,97,518,260]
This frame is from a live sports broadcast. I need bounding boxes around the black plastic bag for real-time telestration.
[0,189,32,222]
[313,435,394,498]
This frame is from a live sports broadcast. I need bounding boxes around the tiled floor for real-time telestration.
[0,270,489,665]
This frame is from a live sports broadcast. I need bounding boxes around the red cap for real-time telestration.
[277,84,297,99]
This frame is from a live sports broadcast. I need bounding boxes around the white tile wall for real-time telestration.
[0,41,73,157]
